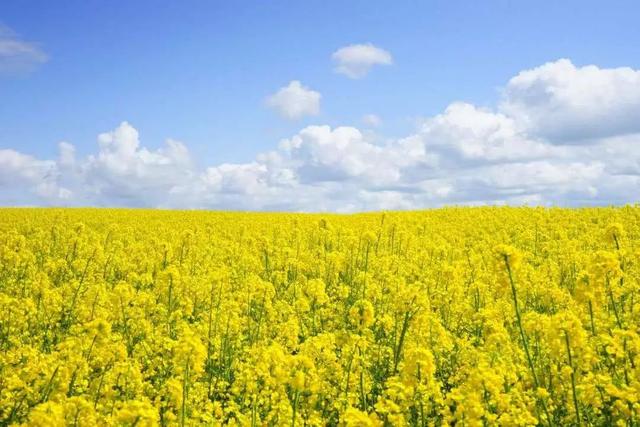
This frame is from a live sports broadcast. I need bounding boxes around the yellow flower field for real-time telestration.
[0,207,639,426]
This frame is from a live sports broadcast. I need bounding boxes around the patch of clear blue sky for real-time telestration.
[1,1,639,167]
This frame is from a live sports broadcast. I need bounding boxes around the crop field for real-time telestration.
[0,207,639,426]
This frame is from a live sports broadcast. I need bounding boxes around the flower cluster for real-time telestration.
[0,207,639,425]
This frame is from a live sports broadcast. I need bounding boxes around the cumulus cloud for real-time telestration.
[332,43,392,79]
[279,126,387,183]
[0,149,70,203]
[501,59,640,142]
[3,59,640,211]
[0,25,48,73]
[419,102,557,163]
[81,122,195,206]
[266,81,321,120]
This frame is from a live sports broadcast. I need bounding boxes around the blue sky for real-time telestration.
[1,1,640,210]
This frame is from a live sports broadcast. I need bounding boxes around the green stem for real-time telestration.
[564,330,581,426]
[393,311,412,373]
[504,256,552,427]
[291,390,299,427]
[181,360,190,427]
[343,347,356,409]
[588,300,596,336]
[358,346,366,410]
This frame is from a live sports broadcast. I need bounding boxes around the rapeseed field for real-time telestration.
[0,207,638,426]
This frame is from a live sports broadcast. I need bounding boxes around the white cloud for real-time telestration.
[332,43,393,79]
[58,142,76,168]
[266,81,321,120]
[202,162,269,195]
[362,114,382,127]
[419,102,556,163]
[3,59,640,211]
[501,59,640,142]
[479,161,603,193]
[279,125,385,182]
[0,25,48,73]
[81,122,196,206]
[0,149,69,203]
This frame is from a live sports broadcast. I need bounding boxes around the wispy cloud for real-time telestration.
[362,114,382,127]
[0,25,48,74]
